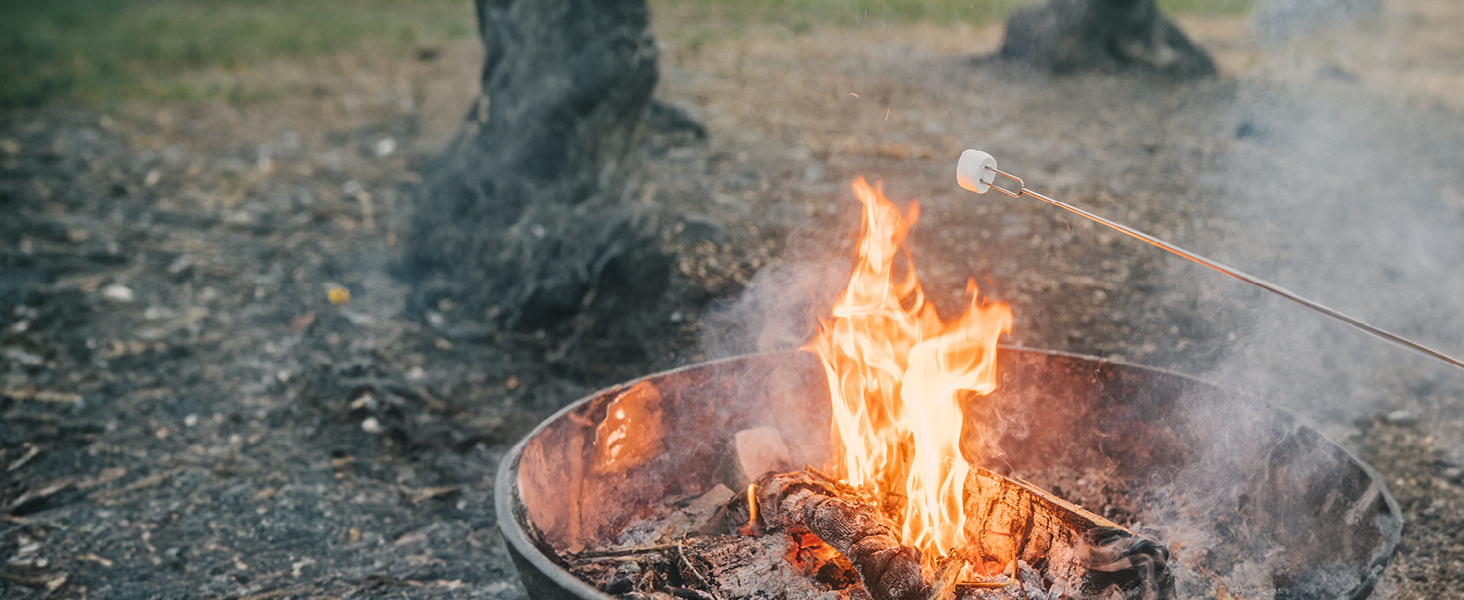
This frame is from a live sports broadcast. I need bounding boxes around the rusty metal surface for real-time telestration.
[495,349,1402,600]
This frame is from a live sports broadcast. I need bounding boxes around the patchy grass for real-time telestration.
[649,0,1252,27]
[1,0,1253,108]
[648,0,1253,51]
[0,0,476,108]
[651,0,1028,27]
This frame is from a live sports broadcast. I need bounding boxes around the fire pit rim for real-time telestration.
[494,347,1403,600]
[494,353,760,600]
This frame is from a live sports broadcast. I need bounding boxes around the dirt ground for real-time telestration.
[4,1,1464,598]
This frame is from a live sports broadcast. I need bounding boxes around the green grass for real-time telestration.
[1,0,1251,109]
[0,0,476,108]
[1158,0,1253,15]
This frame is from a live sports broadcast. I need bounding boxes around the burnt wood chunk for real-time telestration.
[964,467,1174,600]
[742,469,1174,600]
[998,0,1216,78]
[750,472,932,600]
[716,427,794,490]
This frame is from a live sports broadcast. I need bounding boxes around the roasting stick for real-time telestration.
[955,149,1464,372]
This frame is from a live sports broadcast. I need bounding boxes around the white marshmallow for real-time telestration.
[956,149,998,194]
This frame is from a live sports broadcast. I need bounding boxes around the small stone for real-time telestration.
[166,254,194,276]
[101,283,135,303]
[1386,409,1419,426]
[680,214,727,244]
[361,417,384,434]
[373,137,397,157]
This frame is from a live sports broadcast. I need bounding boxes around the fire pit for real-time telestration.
[495,348,1400,599]
[496,178,1399,599]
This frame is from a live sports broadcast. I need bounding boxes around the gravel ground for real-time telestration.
[4,1,1463,598]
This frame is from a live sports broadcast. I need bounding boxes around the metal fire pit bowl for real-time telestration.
[495,349,1401,600]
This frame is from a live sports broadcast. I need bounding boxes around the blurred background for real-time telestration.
[2,0,1462,598]
[1,0,1257,109]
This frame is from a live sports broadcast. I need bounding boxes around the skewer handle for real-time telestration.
[955,149,1464,372]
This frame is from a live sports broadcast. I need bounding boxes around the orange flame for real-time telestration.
[807,178,1012,570]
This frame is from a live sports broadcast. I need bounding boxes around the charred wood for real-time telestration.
[749,471,932,600]
[740,469,1173,600]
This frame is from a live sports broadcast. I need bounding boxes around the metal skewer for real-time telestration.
[955,149,1464,372]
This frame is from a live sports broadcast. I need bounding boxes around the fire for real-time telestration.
[807,178,1012,570]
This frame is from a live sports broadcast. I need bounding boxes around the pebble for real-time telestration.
[101,283,135,303]
[1386,409,1419,426]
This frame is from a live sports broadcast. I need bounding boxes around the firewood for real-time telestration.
[740,468,1173,600]
[748,471,932,600]
[714,426,793,490]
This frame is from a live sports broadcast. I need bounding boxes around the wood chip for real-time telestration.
[4,479,77,515]
[77,553,113,567]
[401,485,461,506]
[7,445,40,472]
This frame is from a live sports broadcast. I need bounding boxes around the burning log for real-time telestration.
[963,468,1173,600]
[745,470,931,600]
[737,469,1172,600]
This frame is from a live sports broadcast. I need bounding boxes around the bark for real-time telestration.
[999,0,1217,78]
[750,471,932,600]
[402,0,668,331]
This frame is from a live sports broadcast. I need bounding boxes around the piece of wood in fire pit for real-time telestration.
[678,532,870,600]
[748,471,931,600]
[715,426,794,490]
[739,469,1173,600]
[965,467,1172,599]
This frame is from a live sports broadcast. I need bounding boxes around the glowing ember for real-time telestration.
[807,178,1012,571]
[742,482,758,535]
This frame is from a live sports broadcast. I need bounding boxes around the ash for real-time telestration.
[566,485,870,600]
[565,469,1149,600]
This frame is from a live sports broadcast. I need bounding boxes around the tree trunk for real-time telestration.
[403,0,668,331]
[999,0,1217,79]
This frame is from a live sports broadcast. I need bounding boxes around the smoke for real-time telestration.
[1133,23,1464,600]
[690,8,1464,599]
[1178,76,1464,425]
[698,206,855,360]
